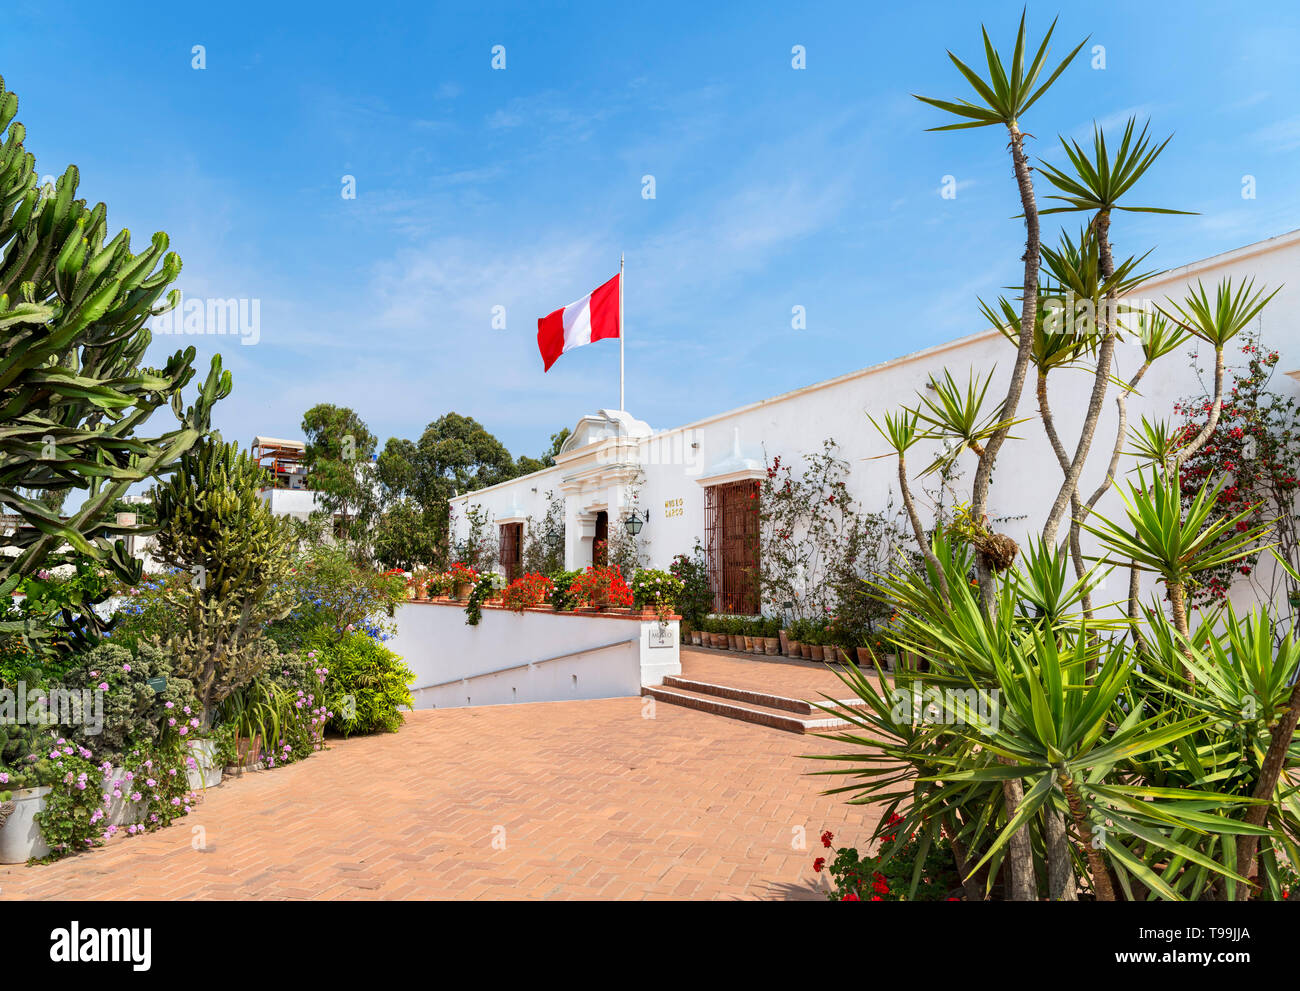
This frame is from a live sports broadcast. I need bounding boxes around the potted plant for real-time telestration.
[785,619,805,658]
[808,623,824,662]
[0,729,54,863]
[568,565,634,612]
[502,572,554,613]
[631,568,684,625]
[763,617,780,655]
[449,562,479,601]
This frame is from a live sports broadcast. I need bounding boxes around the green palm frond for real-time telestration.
[981,293,1085,374]
[1159,278,1280,350]
[913,12,1088,130]
[1080,465,1274,582]
[1037,117,1195,216]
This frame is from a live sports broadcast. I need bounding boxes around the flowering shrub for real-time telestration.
[760,440,858,619]
[101,568,191,650]
[448,562,479,589]
[267,543,405,648]
[59,641,200,765]
[568,565,634,609]
[630,568,684,623]
[26,730,199,861]
[813,817,961,901]
[501,572,554,612]
[1174,336,1300,605]
[464,571,506,626]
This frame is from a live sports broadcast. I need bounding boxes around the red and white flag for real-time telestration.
[536,272,621,372]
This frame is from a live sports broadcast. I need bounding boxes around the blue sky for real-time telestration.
[6,0,1300,464]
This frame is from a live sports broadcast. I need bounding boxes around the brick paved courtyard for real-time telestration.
[0,686,879,900]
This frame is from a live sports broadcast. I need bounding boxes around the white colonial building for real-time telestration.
[449,228,1300,617]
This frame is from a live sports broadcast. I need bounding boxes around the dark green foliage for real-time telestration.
[151,434,294,714]
[669,544,713,628]
[0,74,230,636]
[319,631,413,736]
[60,641,198,765]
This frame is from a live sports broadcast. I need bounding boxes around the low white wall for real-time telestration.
[390,601,680,710]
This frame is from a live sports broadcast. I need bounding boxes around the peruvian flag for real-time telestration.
[536,272,621,372]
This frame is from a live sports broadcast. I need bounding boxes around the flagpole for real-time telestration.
[619,252,625,411]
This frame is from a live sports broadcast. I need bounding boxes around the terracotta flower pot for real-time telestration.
[752,638,764,655]
[810,645,825,661]
[764,636,780,655]
[856,646,874,665]
[800,643,812,659]
[453,581,472,600]
[779,629,789,654]
[787,640,802,656]
[691,631,702,645]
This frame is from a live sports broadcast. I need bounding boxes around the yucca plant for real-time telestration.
[1080,466,1273,647]
[1161,278,1280,467]
[813,533,1286,901]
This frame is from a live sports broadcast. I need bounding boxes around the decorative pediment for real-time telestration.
[695,427,765,487]
[558,409,653,455]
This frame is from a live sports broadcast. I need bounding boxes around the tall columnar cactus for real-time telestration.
[151,435,295,716]
[0,74,231,636]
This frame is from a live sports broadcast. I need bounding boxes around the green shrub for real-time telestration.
[669,545,714,628]
[319,631,414,736]
[59,641,199,765]
[547,569,583,611]
[216,649,327,768]
[267,541,406,649]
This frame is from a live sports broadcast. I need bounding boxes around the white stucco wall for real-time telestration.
[390,601,680,709]
[450,229,1300,618]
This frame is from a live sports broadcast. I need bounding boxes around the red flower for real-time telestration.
[842,893,860,901]
[813,858,825,873]
[821,830,834,849]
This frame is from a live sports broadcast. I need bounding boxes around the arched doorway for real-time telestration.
[593,511,608,566]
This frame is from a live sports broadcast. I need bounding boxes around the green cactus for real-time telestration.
[0,74,232,653]
[151,434,295,717]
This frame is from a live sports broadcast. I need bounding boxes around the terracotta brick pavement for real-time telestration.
[0,696,878,900]
[678,648,864,701]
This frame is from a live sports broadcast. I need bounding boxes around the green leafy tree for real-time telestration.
[301,404,380,554]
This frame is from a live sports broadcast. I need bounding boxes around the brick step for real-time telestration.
[641,684,858,734]
[661,675,867,716]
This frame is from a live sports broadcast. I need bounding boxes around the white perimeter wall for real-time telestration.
[391,601,680,709]
[450,230,1300,618]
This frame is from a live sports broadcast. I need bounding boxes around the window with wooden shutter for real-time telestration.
[703,480,760,614]
[499,522,522,583]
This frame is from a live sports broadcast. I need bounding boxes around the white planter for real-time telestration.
[102,767,149,827]
[185,738,222,790]
[0,786,52,863]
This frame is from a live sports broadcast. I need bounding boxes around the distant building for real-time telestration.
[252,436,327,521]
